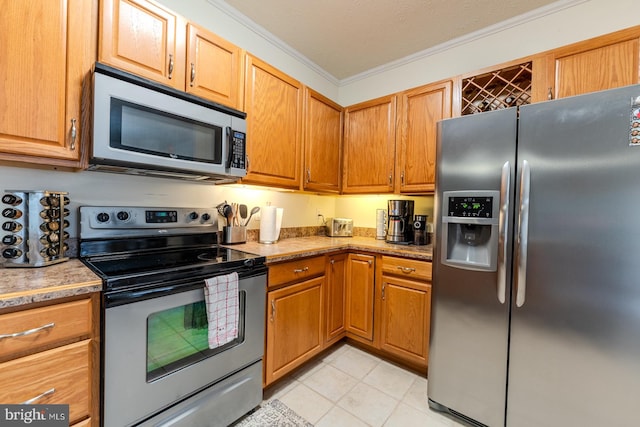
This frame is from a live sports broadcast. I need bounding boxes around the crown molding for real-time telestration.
[339,0,588,86]
[205,0,340,86]
[207,0,588,87]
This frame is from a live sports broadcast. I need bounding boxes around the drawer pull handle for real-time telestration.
[0,322,55,340]
[21,388,55,404]
[293,267,309,273]
[397,266,416,273]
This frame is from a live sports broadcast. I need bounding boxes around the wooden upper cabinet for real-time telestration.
[396,80,452,194]
[100,0,245,109]
[99,0,186,90]
[243,54,303,189]
[186,23,244,110]
[548,27,640,100]
[303,88,343,193]
[343,95,397,194]
[0,0,95,166]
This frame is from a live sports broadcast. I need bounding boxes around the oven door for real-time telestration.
[102,272,265,427]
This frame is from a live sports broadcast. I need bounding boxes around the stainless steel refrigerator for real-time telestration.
[428,84,640,427]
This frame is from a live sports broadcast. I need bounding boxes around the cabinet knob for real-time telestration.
[330,259,335,265]
[270,300,276,322]
[190,63,196,86]
[382,282,386,300]
[547,87,554,100]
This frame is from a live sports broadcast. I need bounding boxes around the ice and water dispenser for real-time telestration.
[441,191,499,271]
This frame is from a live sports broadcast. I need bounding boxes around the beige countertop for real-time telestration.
[226,236,432,263]
[0,259,102,310]
[0,236,431,310]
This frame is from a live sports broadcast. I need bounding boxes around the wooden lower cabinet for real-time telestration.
[377,256,432,369]
[325,253,347,345]
[0,294,99,426]
[379,276,431,367]
[265,276,324,385]
[345,253,376,342]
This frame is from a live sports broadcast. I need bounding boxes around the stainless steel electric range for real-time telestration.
[79,206,266,427]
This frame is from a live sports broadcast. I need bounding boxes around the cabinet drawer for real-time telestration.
[0,299,93,360]
[381,256,432,281]
[268,256,325,287]
[0,340,91,425]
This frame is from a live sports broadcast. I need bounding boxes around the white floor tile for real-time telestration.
[329,346,380,380]
[304,363,359,402]
[278,383,333,424]
[362,360,416,400]
[384,402,448,427]
[403,376,430,413]
[316,405,370,427]
[337,382,398,427]
[262,376,300,401]
[294,358,326,381]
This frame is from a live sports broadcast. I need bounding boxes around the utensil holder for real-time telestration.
[223,226,246,244]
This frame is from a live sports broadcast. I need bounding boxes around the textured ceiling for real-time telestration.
[221,0,562,80]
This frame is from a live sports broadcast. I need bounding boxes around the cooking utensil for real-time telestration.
[244,206,260,226]
[216,201,227,218]
[239,204,248,223]
[223,204,233,226]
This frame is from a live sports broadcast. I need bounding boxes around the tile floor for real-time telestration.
[263,342,466,427]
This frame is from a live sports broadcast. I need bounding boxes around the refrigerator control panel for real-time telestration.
[448,197,494,218]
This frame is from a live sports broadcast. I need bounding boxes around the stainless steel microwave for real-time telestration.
[89,63,247,182]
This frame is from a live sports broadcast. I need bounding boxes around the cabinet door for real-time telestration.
[345,253,376,342]
[303,88,343,193]
[397,80,452,194]
[343,96,396,194]
[243,54,303,189]
[552,34,640,99]
[186,23,244,110]
[379,276,431,368]
[0,0,95,166]
[99,0,186,89]
[325,254,347,345]
[265,276,323,385]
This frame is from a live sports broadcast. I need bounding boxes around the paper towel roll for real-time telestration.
[259,206,283,244]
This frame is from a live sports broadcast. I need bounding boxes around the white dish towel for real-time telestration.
[204,272,239,349]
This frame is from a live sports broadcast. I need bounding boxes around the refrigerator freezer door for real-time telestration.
[508,85,640,427]
[429,108,517,427]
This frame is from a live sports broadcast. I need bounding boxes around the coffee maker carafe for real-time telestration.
[386,200,414,243]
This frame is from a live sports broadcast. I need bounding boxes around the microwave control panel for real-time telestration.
[228,130,246,169]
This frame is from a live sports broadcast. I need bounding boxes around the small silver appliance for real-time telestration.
[325,218,353,237]
[386,200,414,243]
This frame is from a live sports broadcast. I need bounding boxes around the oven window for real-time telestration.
[146,291,245,382]
[110,98,223,164]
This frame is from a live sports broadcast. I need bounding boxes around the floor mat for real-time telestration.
[232,399,313,427]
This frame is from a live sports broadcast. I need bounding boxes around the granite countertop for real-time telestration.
[226,236,433,263]
[0,259,102,310]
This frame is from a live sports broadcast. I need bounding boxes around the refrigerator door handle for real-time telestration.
[497,161,510,304]
[515,159,531,307]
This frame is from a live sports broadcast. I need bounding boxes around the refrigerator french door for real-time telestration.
[428,84,640,427]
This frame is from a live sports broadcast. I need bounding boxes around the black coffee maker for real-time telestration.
[386,200,414,244]
[413,214,429,245]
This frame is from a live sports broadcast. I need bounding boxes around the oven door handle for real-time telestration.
[105,284,199,306]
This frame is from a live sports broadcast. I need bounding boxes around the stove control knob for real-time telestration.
[201,213,211,221]
[116,211,129,221]
[189,211,199,221]
[2,221,21,232]
[97,212,110,223]
[2,194,22,206]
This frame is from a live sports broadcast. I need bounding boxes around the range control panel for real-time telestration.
[80,206,217,239]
